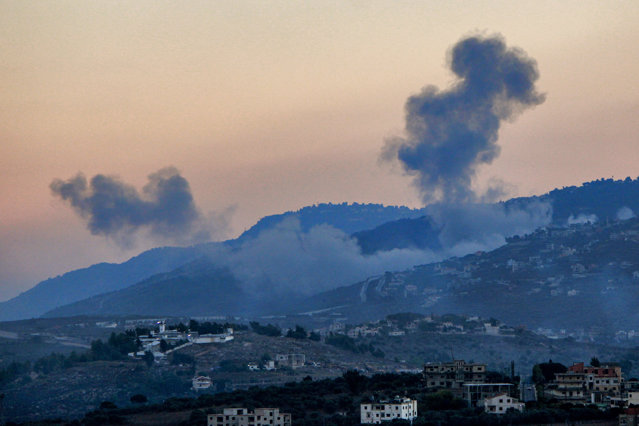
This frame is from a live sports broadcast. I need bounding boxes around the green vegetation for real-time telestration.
[325,334,384,358]
[285,325,308,339]
[72,371,619,426]
[532,360,567,384]
[249,321,282,337]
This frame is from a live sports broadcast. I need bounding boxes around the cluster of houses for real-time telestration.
[193,353,307,391]
[201,359,639,424]
[543,361,631,406]
[422,360,529,415]
[324,315,516,341]
[129,320,234,359]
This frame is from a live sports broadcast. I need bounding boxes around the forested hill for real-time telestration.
[509,177,639,224]
[236,202,428,241]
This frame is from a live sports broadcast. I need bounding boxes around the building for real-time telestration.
[423,360,487,391]
[192,375,212,390]
[190,328,234,344]
[568,362,622,395]
[483,393,525,415]
[463,383,514,407]
[275,354,305,369]
[208,408,291,426]
[544,372,587,403]
[360,397,418,424]
[543,362,624,404]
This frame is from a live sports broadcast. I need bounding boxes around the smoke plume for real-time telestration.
[50,167,212,246]
[617,206,636,221]
[383,34,545,203]
[203,200,551,297]
[214,218,439,296]
[567,213,598,226]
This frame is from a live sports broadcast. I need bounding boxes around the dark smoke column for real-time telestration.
[50,167,209,246]
[384,34,545,204]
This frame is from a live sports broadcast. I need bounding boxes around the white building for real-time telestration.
[483,393,525,415]
[360,397,417,424]
[192,375,212,390]
[193,331,234,344]
[207,408,291,426]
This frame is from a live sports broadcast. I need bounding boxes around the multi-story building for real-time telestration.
[360,397,418,424]
[543,362,624,404]
[543,372,587,403]
[207,408,291,426]
[423,360,487,390]
[568,362,622,395]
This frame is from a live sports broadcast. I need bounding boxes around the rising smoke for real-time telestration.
[203,200,552,297]
[383,34,545,203]
[617,206,636,221]
[50,167,213,246]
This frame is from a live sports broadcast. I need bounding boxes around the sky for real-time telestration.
[1,1,639,302]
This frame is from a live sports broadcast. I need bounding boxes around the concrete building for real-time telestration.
[275,354,305,369]
[208,408,291,426]
[423,360,487,391]
[545,372,587,403]
[484,393,525,415]
[360,397,418,424]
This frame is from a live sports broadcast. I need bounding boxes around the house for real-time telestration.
[275,354,305,369]
[463,383,514,407]
[360,397,418,424]
[207,408,291,426]
[423,360,487,391]
[191,328,234,344]
[483,393,524,414]
[192,375,212,390]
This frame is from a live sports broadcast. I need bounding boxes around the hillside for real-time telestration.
[0,245,214,321]
[9,178,639,322]
[43,260,248,318]
[236,202,428,241]
[356,177,639,254]
[3,316,639,422]
[298,216,639,336]
[1,203,425,321]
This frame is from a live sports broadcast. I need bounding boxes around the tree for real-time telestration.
[143,351,155,367]
[532,360,567,384]
[130,394,147,404]
[590,357,601,367]
[309,331,321,341]
[286,325,307,339]
[99,401,117,410]
[343,370,366,394]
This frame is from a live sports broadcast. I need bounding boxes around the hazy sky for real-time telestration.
[1,1,639,301]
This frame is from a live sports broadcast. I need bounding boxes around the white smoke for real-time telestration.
[567,213,598,225]
[616,206,636,221]
[204,200,552,296]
